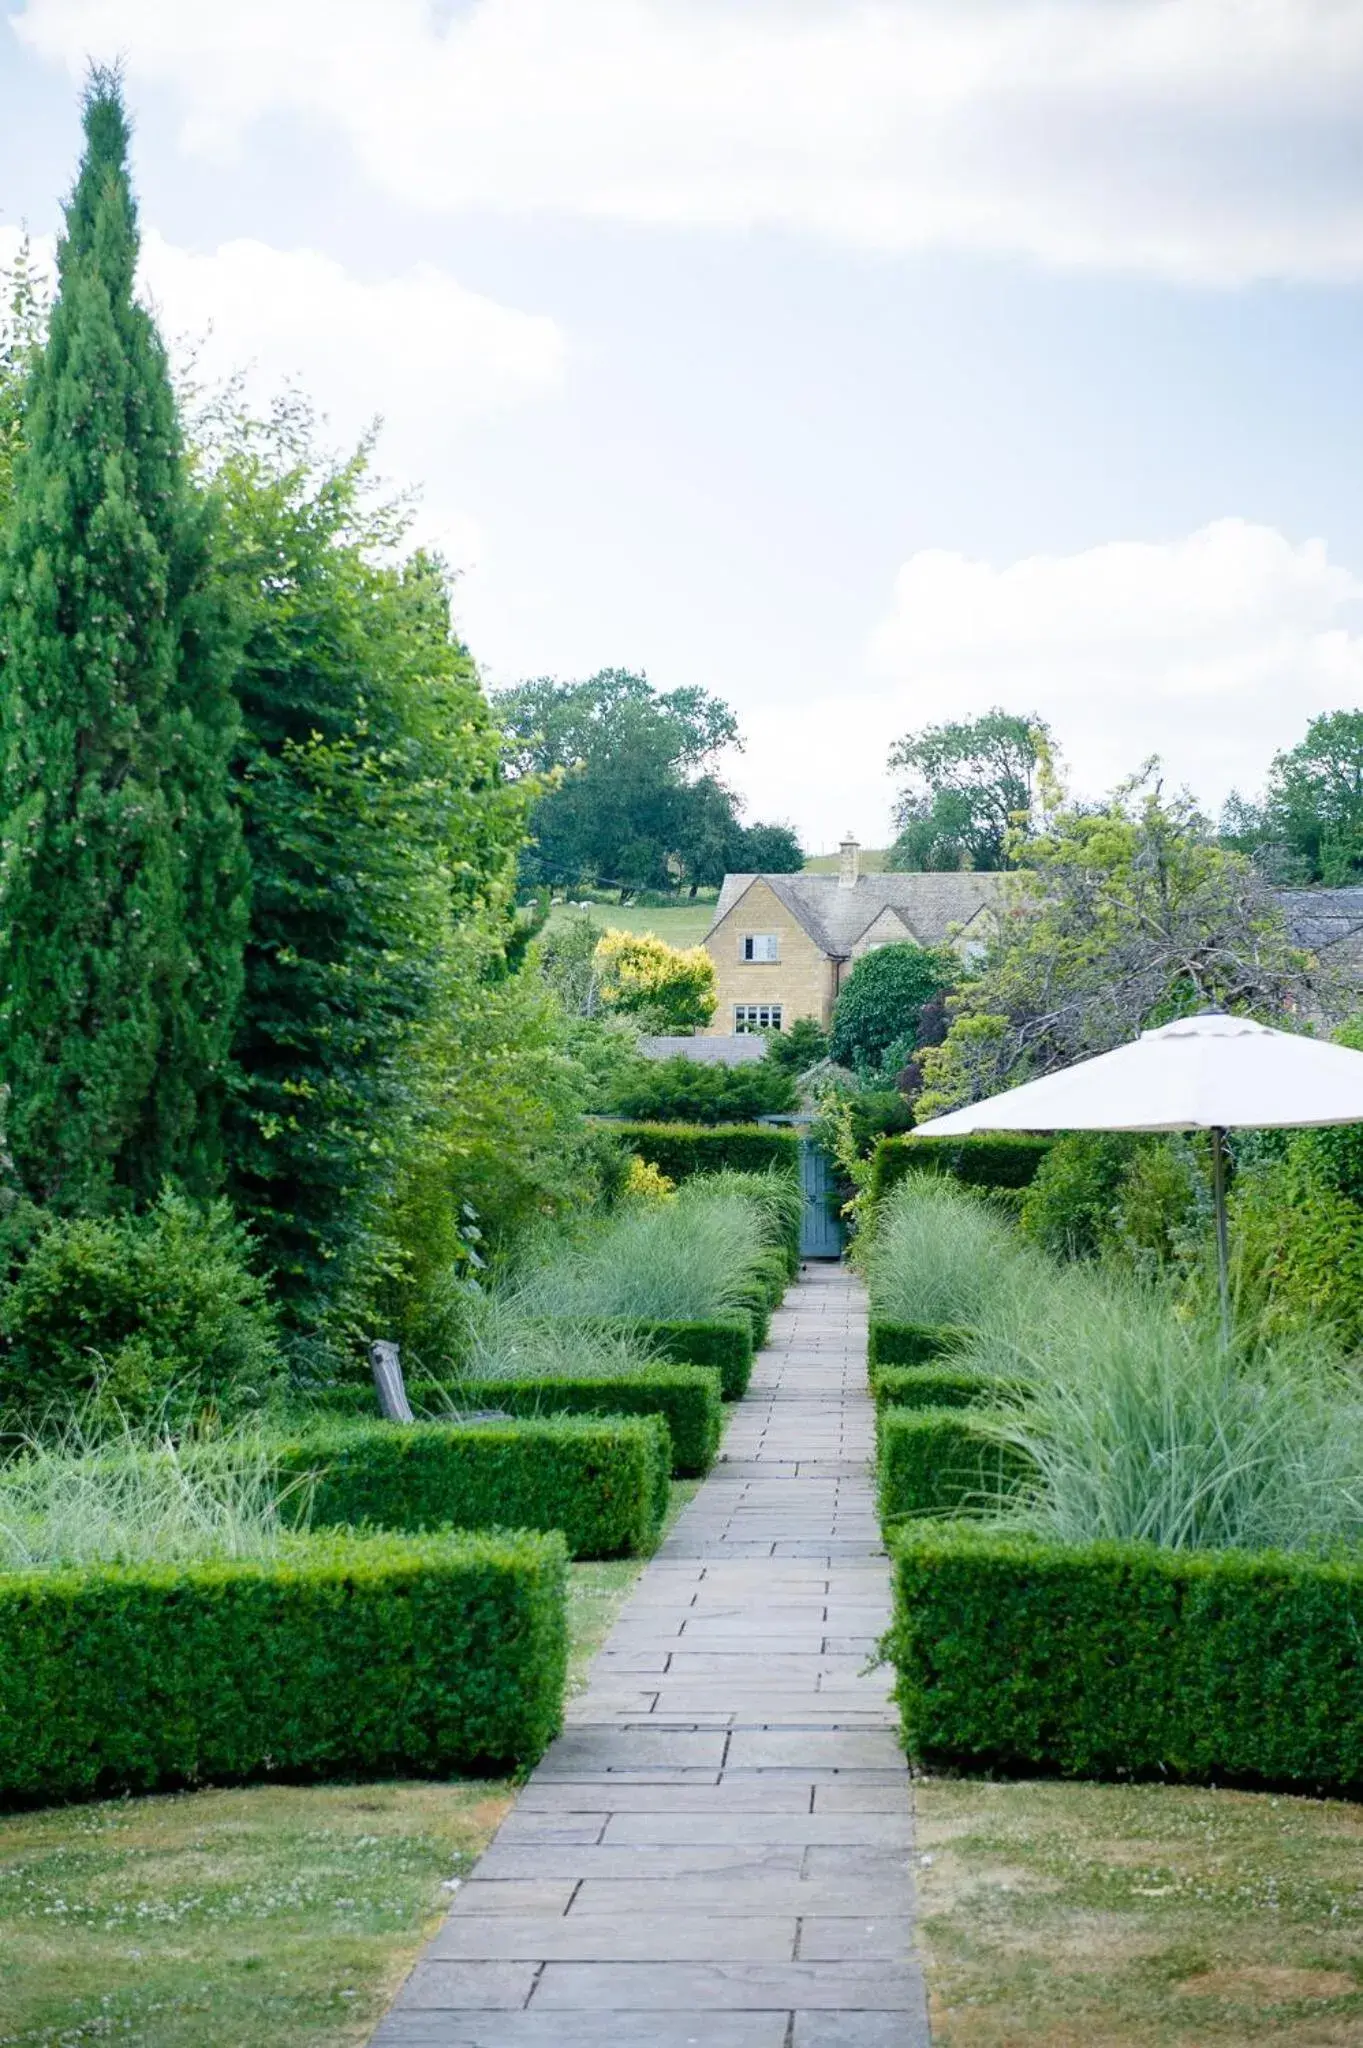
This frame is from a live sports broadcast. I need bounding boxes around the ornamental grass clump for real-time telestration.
[0,1411,304,1572]
[978,1281,1363,1554]
[453,1297,661,1384]
[863,1172,1050,1330]
[509,1184,767,1326]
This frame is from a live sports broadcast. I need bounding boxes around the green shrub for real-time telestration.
[611,1123,801,1181]
[604,1055,797,1125]
[867,1321,971,1371]
[869,1134,1054,1201]
[1229,1158,1363,1352]
[889,1521,1363,1793]
[509,1183,769,1328]
[1017,1133,1137,1259]
[618,1322,753,1401]
[275,1415,669,1559]
[304,1366,723,1478]
[0,1191,281,1422]
[829,942,954,1072]
[872,1365,1019,1411]
[862,1174,1051,1333]
[878,1407,1035,1523]
[0,1528,566,1806]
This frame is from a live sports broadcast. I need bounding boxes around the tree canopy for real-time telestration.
[1222,711,1363,885]
[829,942,955,1076]
[0,71,248,1211]
[887,709,1050,872]
[917,775,1325,1117]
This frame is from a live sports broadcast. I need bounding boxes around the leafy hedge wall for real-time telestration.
[867,1320,970,1372]
[878,1407,1035,1522]
[632,1320,754,1400]
[869,1134,1055,1201]
[872,1364,1020,1411]
[0,1529,566,1806]
[610,1122,801,1181]
[309,1366,722,1477]
[890,1522,1363,1793]
[277,1416,669,1559]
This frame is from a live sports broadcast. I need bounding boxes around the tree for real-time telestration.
[0,72,248,1211]
[0,236,45,532]
[212,406,527,1330]
[916,774,1326,1117]
[593,928,718,1031]
[887,709,1050,871]
[496,668,743,895]
[1262,712,1363,884]
[733,820,804,872]
[828,943,955,1075]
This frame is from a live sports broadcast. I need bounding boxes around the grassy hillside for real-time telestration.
[803,847,891,873]
[544,901,717,947]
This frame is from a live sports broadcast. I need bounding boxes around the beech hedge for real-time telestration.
[878,1407,1035,1522]
[277,1416,669,1559]
[889,1522,1363,1794]
[311,1365,722,1477]
[610,1121,801,1182]
[0,1528,566,1807]
[869,1134,1055,1202]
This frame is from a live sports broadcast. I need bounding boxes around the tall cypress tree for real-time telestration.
[0,71,247,1210]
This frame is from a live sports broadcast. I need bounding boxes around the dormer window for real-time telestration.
[741,933,779,962]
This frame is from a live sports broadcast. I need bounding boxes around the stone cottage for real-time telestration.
[700,836,1006,1036]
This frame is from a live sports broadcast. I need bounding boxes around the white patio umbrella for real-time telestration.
[911,1011,1363,1337]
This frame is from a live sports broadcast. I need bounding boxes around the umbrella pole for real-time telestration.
[1210,1124,1231,1346]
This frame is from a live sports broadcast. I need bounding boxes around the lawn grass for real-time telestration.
[803,846,891,872]
[917,1774,1363,2045]
[543,900,716,948]
[0,1478,700,2048]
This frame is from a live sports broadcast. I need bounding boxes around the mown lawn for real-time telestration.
[0,1485,698,2048]
[543,899,717,948]
[918,1774,1363,2045]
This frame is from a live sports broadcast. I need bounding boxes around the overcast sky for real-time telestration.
[5,1,1363,850]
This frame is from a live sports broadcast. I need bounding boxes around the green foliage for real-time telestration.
[890,1522,1363,1793]
[878,1406,1035,1523]
[1242,710,1363,884]
[593,928,717,1030]
[212,409,530,1338]
[866,1322,971,1372]
[871,1364,1017,1411]
[734,821,804,871]
[604,1054,797,1125]
[1228,1158,1363,1353]
[507,1182,770,1328]
[916,777,1318,1117]
[1017,1133,1139,1259]
[0,1526,567,1804]
[829,942,955,1073]
[762,1015,829,1073]
[0,234,45,529]
[613,1121,801,1181]
[887,709,1049,871]
[497,668,744,895]
[313,1367,723,1479]
[276,1415,669,1560]
[0,73,248,1210]
[869,1134,1053,1201]
[0,1190,281,1422]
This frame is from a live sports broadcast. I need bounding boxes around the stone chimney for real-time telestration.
[838,833,860,890]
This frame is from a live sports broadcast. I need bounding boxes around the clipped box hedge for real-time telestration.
[277,1415,669,1560]
[310,1365,722,1477]
[878,1406,1036,1523]
[0,1528,566,1807]
[611,1120,802,1182]
[631,1321,753,1401]
[890,1522,1363,1794]
[872,1364,1022,1412]
[869,1133,1055,1201]
[867,1320,969,1373]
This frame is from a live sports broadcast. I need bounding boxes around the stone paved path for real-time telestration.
[372,1263,931,2047]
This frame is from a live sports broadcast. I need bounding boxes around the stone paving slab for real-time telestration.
[369,1265,929,2047]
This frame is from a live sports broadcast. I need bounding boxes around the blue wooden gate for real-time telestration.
[799,1137,845,1259]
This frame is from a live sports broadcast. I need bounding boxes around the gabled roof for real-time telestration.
[707,870,1009,959]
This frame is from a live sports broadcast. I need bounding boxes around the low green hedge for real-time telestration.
[870,1133,1055,1201]
[872,1365,1022,1411]
[308,1365,723,1477]
[878,1407,1036,1522]
[890,1522,1363,1794]
[611,1121,802,1182]
[867,1320,970,1372]
[630,1321,754,1401]
[0,1528,566,1807]
[277,1416,669,1560]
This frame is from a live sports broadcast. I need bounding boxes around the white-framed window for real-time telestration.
[741,933,780,962]
[735,1003,783,1033]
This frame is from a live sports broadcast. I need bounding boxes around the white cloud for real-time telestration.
[14,0,1363,282]
[868,518,1363,814]
[0,223,563,570]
